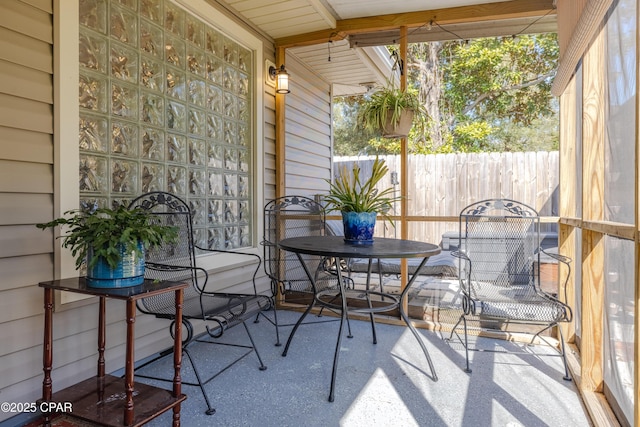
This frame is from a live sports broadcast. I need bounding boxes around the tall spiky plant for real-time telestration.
[324,156,401,222]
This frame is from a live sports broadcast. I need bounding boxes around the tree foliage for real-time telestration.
[333,33,559,154]
[332,97,379,155]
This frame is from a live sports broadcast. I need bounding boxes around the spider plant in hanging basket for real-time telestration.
[358,85,425,138]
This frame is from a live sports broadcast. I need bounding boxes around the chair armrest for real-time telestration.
[451,250,471,277]
[451,250,474,301]
[538,248,573,322]
[540,248,571,266]
[260,240,275,248]
[451,250,469,261]
[146,261,192,272]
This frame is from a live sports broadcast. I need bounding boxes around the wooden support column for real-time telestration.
[581,25,605,393]
[274,46,287,307]
[399,26,409,306]
[581,229,604,392]
[558,74,577,343]
[275,46,286,198]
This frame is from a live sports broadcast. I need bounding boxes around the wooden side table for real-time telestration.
[39,278,188,427]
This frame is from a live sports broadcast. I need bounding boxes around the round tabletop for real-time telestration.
[278,235,441,259]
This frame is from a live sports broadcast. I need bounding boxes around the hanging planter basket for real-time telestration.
[382,109,415,138]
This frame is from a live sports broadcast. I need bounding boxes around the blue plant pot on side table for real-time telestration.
[86,242,145,288]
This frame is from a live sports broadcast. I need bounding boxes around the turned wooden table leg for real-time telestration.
[124,299,136,426]
[97,297,106,403]
[97,297,106,378]
[42,288,53,427]
[172,289,184,427]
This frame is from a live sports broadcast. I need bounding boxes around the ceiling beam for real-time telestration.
[307,0,337,28]
[349,15,557,47]
[275,0,556,48]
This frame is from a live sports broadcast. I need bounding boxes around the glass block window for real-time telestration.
[78,0,254,249]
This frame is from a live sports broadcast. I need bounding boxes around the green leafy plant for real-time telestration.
[358,84,425,136]
[324,156,402,222]
[36,205,179,270]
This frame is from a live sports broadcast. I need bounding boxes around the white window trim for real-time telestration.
[54,0,265,294]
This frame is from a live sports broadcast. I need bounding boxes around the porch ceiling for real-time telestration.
[216,0,557,95]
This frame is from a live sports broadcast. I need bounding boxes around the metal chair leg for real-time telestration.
[447,314,464,341]
[556,325,571,381]
[461,316,471,374]
[182,347,216,415]
[529,322,571,380]
[243,322,267,370]
[272,304,281,346]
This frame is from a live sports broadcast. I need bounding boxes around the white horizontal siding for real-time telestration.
[0,254,53,294]
[263,57,277,203]
[0,94,53,134]
[0,59,53,103]
[0,26,53,74]
[0,126,52,164]
[283,54,332,198]
[0,285,44,324]
[0,0,53,44]
[0,193,53,225]
[0,160,52,193]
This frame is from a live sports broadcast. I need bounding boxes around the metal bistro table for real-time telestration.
[278,235,441,402]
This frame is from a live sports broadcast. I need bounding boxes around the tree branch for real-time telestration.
[462,71,555,116]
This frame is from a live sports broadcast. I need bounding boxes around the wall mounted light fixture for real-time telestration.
[269,64,290,94]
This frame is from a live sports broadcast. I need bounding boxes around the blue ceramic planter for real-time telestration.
[341,211,377,245]
[86,242,145,288]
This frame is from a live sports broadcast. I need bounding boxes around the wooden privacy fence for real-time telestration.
[333,151,559,245]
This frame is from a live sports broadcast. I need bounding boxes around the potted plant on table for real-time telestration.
[36,205,178,288]
[324,156,401,244]
[358,84,425,138]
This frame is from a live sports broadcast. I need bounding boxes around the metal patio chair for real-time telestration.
[262,195,351,346]
[448,199,573,380]
[128,191,271,415]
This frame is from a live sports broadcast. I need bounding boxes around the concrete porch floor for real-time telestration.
[138,307,589,426]
[22,276,590,427]
[136,274,588,426]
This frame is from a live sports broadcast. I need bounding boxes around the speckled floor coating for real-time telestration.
[135,307,591,427]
